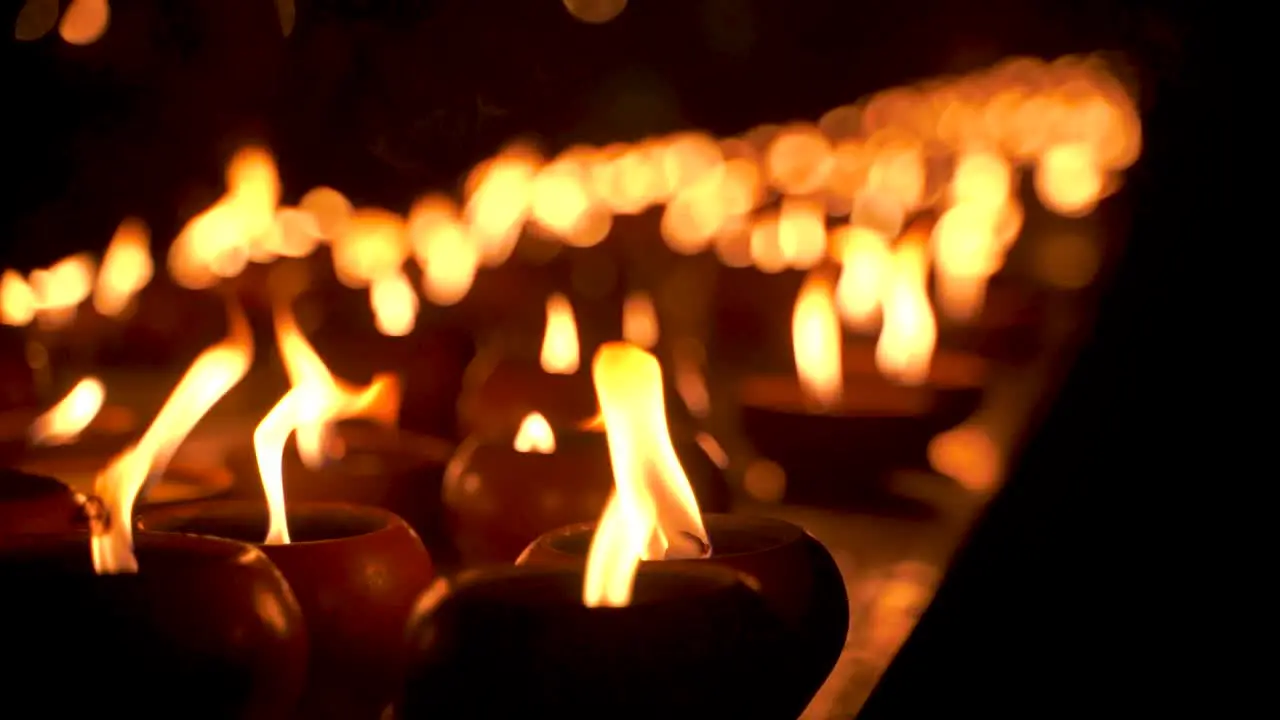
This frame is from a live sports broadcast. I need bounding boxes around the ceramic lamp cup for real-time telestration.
[0,530,307,719]
[139,500,435,720]
[398,564,792,718]
[442,428,730,565]
[519,514,849,718]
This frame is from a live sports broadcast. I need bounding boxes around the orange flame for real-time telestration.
[93,218,153,318]
[792,271,843,409]
[540,292,580,374]
[621,292,659,349]
[29,377,105,446]
[91,301,253,574]
[583,343,709,608]
[254,299,402,545]
[875,226,937,385]
[513,411,556,454]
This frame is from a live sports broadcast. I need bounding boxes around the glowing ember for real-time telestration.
[583,342,710,608]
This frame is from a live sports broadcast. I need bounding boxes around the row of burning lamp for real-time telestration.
[4,53,1139,600]
[2,52,1138,341]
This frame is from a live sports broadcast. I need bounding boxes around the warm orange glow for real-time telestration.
[792,271,843,409]
[299,186,353,240]
[1035,142,1104,217]
[369,268,418,337]
[409,195,481,306]
[777,196,828,270]
[464,145,541,266]
[765,124,833,196]
[29,253,96,329]
[583,343,709,607]
[0,270,36,327]
[29,377,105,446]
[93,218,153,318]
[254,299,402,545]
[513,411,556,454]
[540,292,580,374]
[875,228,937,386]
[928,424,1001,492]
[931,202,1006,322]
[57,0,109,45]
[621,292,659,349]
[331,209,408,289]
[92,302,254,574]
[834,225,891,332]
[672,339,711,419]
[169,147,281,289]
[563,0,627,23]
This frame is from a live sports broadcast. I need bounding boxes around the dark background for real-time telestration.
[1,0,1197,714]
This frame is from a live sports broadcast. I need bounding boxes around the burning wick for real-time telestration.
[583,342,711,608]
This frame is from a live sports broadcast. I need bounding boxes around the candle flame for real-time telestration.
[91,301,253,574]
[513,411,556,454]
[540,292,580,374]
[583,342,709,608]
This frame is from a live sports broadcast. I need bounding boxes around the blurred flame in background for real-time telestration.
[513,411,556,453]
[0,52,1141,550]
[540,292,581,374]
[28,377,105,446]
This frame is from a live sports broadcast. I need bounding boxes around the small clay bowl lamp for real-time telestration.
[520,514,849,718]
[0,468,83,539]
[226,421,457,565]
[139,500,435,720]
[456,291,600,439]
[443,411,731,566]
[738,340,987,508]
[0,530,307,719]
[398,564,792,718]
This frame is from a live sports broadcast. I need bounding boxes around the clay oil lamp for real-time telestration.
[444,407,729,566]
[142,296,436,720]
[399,563,790,718]
[0,299,308,719]
[517,342,849,718]
[737,229,986,509]
[456,291,600,438]
[1,530,307,720]
[0,468,83,540]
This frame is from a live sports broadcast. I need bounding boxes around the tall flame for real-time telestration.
[583,343,709,608]
[29,377,105,446]
[792,271,844,409]
[91,301,253,574]
[254,299,402,545]
[540,292,580,374]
